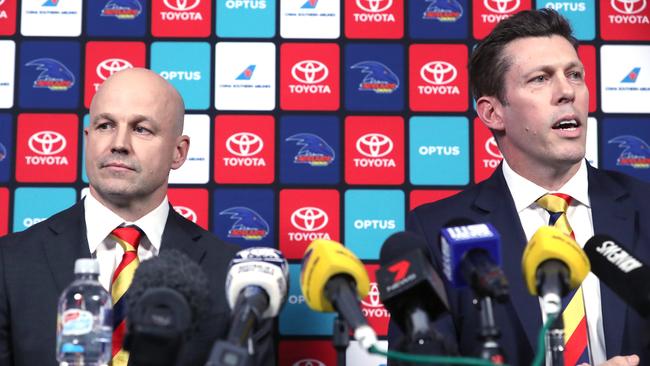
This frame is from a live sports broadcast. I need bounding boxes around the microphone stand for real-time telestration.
[332,316,349,366]
[547,314,565,366]
[473,296,506,364]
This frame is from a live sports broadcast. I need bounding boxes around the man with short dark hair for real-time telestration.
[400,9,650,366]
[0,68,273,366]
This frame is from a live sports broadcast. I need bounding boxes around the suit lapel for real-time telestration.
[474,167,542,350]
[588,167,635,358]
[42,202,92,293]
[159,206,207,264]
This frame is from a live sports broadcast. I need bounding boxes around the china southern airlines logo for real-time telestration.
[301,0,318,9]
[350,61,399,94]
[609,135,650,169]
[220,207,269,240]
[42,0,60,7]
[25,58,75,91]
[286,133,335,167]
[101,0,143,19]
[423,0,463,22]
[621,67,641,83]
[236,65,256,81]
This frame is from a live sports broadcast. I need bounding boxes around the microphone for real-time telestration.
[207,247,289,366]
[376,231,449,340]
[124,249,211,366]
[521,226,590,315]
[584,235,650,318]
[439,220,509,301]
[300,239,377,349]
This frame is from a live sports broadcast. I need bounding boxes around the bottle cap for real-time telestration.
[74,258,100,275]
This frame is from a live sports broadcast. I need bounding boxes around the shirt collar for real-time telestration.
[501,159,590,212]
[84,192,169,254]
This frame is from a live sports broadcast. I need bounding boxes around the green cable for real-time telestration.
[368,345,506,366]
[531,314,557,366]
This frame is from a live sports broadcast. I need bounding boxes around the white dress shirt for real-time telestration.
[84,192,169,292]
[501,159,606,365]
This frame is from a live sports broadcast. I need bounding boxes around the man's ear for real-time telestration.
[171,135,190,170]
[476,96,505,132]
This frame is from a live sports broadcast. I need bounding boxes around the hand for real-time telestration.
[578,355,640,366]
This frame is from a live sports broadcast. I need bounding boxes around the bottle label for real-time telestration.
[61,309,94,336]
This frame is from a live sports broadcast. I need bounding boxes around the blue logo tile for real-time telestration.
[217,0,275,38]
[344,189,404,260]
[19,41,80,110]
[602,117,650,182]
[213,188,275,248]
[13,187,76,232]
[537,1,595,41]
[344,43,404,112]
[279,264,336,335]
[279,115,340,184]
[409,0,468,40]
[151,42,211,110]
[409,116,469,185]
[87,0,146,37]
[0,114,12,182]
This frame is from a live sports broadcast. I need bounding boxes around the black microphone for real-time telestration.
[124,249,211,366]
[377,231,455,359]
[584,234,650,318]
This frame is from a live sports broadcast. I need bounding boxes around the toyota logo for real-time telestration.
[28,131,67,155]
[96,58,133,81]
[420,61,458,85]
[290,207,328,232]
[485,137,503,159]
[483,0,520,13]
[174,206,197,223]
[293,360,326,366]
[226,132,264,157]
[611,0,646,14]
[291,60,329,84]
[361,282,383,308]
[356,133,393,158]
[356,0,392,12]
[163,0,200,11]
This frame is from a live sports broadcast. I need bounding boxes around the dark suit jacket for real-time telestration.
[0,202,274,366]
[392,164,650,365]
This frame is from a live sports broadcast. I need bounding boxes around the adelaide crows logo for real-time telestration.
[350,61,399,94]
[608,135,650,169]
[286,133,335,167]
[101,0,143,19]
[219,207,270,240]
[25,58,75,91]
[423,0,463,22]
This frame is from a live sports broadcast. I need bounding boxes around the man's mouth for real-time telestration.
[552,119,580,131]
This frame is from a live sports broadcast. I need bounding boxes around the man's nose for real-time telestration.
[110,126,131,154]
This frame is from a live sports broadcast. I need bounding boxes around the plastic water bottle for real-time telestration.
[56,258,112,366]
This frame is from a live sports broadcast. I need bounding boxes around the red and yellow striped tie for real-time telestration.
[110,226,142,366]
[536,193,590,366]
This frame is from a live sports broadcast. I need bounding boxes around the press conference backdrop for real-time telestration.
[0,0,649,364]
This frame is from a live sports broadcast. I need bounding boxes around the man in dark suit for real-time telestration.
[0,68,273,365]
[398,9,650,366]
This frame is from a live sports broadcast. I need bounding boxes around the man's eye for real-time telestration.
[134,126,151,134]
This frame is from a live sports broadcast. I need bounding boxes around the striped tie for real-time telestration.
[536,193,590,366]
[110,225,142,366]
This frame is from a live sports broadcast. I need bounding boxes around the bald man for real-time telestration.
[0,68,274,366]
